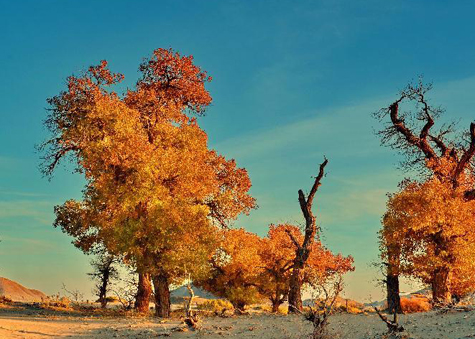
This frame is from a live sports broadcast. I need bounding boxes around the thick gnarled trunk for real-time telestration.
[386,245,402,314]
[287,158,328,314]
[386,273,402,314]
[152,274,171,318]
[270,293,285,313]
[288,266,303,313]
[135,272,152,313]
[99,271,109,308]
[432,267,451,305]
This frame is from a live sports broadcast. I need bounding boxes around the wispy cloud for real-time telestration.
[0,200,54,226]
[0,190,51,198]
[214,96,390,161]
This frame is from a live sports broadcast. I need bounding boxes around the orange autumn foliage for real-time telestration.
[43,48,256,291]
[400,296,431,313]
[197,228,264,311]
[381,178,475,300]
[199,225,353,312]
[259,224,354,311]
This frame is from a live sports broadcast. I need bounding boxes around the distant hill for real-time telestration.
[170,285,218,300]
[303,296,364,309]
[0,277,47,302]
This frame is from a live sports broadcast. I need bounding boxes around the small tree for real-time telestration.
[257,224,354,313]
[61,283,84,305]
[88,251,119,308]
[257,224,296,312]
[304,274,344,339]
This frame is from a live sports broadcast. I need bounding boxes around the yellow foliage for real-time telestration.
[381,178,475,297]
[196,299,233,313]
[400,297,431,313]
[43,48,256,287]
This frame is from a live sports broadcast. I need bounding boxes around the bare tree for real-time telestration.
[302,274,344,339]
[183,278,201,330]
[374,307,405,337]
[375,78,475,191]
[287,157,328,313]
[61,283,84,305]
[88,251,119,308]
[113,269,139,311]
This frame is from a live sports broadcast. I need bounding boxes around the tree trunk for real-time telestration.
[99,269,110,308]
[233,301,247,314]
[271,299,283,313]
[386,245,402,314]
[432,267,451,305]
[431,232,452,305]
[288,266,303,313]
[135,272,152,313]
[152,274,170,318]
[287,158,327,313]
[386,273,402,314]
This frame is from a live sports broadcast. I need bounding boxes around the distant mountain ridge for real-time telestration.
[170,285,218,300]
[0,277,47,302]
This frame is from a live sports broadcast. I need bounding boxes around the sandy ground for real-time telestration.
[2,304,475,339]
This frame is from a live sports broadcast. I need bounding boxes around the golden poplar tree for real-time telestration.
[41,49,256,316]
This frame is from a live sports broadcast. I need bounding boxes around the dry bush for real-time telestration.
[400,297,431,313]
[277,305,288,314]
[0,296,12,304]
[41,295,72,309]
[346,306,363,314]
[303,274,345,339]
[61,283,83,304]
[197,299,233,314]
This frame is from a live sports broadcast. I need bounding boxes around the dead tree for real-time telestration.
[303,274,344,339]
[88,252,119,308]
[287,157,328,313]
[183,280,201,330]
[374,307,405,335]
[375,79,475,304]
[113,269,138,311]
[61,283,84,305]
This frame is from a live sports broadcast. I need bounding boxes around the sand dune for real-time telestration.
[0,277,46,302]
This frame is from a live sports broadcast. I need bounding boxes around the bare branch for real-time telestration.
[374,307,405,333]
[285,228,301,249]
[454,122,475,184]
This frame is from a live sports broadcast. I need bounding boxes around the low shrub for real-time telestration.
[197,299,233,313]
[400,296,431,313]
[0,296,12,303]
[41,296,72,309]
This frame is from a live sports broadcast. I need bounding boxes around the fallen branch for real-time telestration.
[374,307,404,333]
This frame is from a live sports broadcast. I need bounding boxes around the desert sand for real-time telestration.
[1,303,475,339]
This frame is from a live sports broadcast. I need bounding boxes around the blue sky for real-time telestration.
[1,0,475,301]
